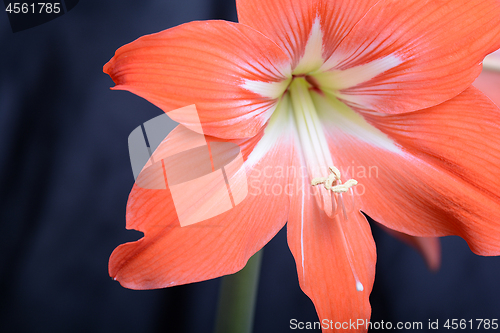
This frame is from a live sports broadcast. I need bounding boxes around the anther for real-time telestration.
[311,166,358,193]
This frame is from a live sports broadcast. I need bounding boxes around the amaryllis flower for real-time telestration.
[104,0,500,329]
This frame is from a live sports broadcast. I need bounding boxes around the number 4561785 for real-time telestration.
[444,319,499,330]
[5,3,61,14]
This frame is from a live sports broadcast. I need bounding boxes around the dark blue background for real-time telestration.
[1,1,500,332]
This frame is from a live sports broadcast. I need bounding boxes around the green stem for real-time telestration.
[214,249,263,333]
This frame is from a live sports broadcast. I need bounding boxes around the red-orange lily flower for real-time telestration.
[104,0,500,330]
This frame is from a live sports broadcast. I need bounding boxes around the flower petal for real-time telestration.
[104,20,291,139]
[286,150,376,330]
[236,0,380,71]
[109,117,295,289]
[324,0,500,113]
[322,87,500,255]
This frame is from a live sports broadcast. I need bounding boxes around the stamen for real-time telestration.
[311,166,358,193]
[289,78,336,215]
[328,166,341,180]
[312,166,363,292]
[331,179,358,193]
[312,166,357,220]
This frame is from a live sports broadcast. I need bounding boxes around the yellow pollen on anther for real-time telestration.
[311,166,358,193]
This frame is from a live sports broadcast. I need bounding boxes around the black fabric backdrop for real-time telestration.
[1,1,500,332]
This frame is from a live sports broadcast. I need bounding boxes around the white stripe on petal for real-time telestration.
[241,78,291,99]
[245,95,292,169]
[313,92,401,153]
[293,17,325,75]
[240,58,292,99]
[315,54,403,91]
